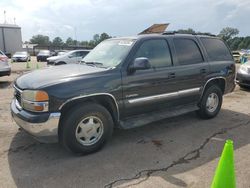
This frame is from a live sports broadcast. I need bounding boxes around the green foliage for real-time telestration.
[52,37,64,46]
[30,35,50,45]
[29,33,111,48]
[218,27,239,42]
[65,37,74,46]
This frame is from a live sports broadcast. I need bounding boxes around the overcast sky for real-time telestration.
[0,0,249,42]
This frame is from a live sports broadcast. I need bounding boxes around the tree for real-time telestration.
[65,37,74,46]
[99,33,111,42]
[228,37,243,50]
[218,27,239,42]
[52,37,64,46]
[30,35,50,45]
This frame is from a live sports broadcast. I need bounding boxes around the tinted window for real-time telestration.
[201,38,232,61]
[174,38,203,65]
[134,39,172,68]
[78,51,89,57]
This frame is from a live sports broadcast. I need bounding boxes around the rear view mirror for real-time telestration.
[129,57,151,72]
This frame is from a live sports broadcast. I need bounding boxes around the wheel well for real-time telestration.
[204,78,226,94]
[59,95,119,127]
[56,61,66,65]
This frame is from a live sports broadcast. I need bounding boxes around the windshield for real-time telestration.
[38,50,50,55]
[58,51,66,56]
[15,52,27,55]
[82,39,135,68]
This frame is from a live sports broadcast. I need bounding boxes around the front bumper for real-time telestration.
[236,72,250,87]
[0,66,11,76]
[11,99,60,143]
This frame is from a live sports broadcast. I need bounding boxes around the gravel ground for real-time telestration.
[0,59,249,188]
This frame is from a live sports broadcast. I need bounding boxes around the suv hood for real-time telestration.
[15,64,106,89]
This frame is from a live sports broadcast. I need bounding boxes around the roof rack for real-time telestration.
[162,31,179,35]
[162,31,217,37]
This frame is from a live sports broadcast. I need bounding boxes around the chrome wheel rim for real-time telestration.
[206,93,219,113]
[75,116,104,146]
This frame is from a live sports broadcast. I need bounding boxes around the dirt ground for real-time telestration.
[0,58,249,188]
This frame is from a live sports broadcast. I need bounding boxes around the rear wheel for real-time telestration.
[59,103,114,154]
[197,85,222,119]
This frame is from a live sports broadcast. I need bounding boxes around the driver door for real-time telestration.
[121,38,179,118]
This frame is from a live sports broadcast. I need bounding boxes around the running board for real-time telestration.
[119,104,199,129]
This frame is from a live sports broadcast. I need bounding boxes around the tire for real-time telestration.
[239,84,250,90]
[59,103,114,154]
[197,85,222,119]
[55,61,66,65]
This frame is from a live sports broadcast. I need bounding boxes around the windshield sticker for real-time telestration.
[118,41,133,46]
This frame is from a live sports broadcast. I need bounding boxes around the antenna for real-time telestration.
[14,17,16,25]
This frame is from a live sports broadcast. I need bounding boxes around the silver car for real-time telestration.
[0,50,11,77]
[12,51,31,62]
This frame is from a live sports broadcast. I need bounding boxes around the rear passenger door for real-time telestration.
[171,37,209,104]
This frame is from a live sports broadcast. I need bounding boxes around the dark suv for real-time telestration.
[11,33,236,154]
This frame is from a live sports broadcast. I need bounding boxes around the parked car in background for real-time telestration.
[37,50,51,62]
[236,62,250,88]
[0,50,11,77]
[232,51,241,63]
[11,34,236,154]
[12,51,31,62]
[56,50,68,56]
[47,50,90,65]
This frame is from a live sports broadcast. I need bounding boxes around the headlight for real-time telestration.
[239,65,249,74]
[21,90,49,112]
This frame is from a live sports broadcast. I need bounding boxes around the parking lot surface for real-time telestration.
[0,59,250,188]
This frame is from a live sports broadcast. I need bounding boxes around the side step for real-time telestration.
[119,104,199,129]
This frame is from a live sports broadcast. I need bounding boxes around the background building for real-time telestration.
[0,24,22,56]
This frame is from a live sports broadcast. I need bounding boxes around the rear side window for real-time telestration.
[173,38,203,65]
[201,38,232,61]
[134,39,172,68]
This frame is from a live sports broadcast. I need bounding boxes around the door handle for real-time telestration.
[168,72,176,79]
[200,69,207,74]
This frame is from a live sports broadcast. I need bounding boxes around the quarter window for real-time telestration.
[174,38,203,65]
[201,38,233,61]
[134,39,172,68]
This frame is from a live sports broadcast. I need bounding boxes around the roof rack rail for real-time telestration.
[162,31,179,35]
[162,31,217,37]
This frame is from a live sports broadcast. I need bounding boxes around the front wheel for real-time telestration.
[197,85,223,119]
[59,103,114,154]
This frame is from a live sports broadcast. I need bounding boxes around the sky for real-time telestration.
[0,0,250,42]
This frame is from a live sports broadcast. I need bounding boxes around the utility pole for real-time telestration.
[4,10,7,24]
[74,26,77,46]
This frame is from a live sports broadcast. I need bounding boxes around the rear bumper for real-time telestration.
[37,56,49,61]
[236,72,250,87]
[11,99,60,143]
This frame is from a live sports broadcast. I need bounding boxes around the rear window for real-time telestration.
[201,38,232,61]
[173,38,203,65]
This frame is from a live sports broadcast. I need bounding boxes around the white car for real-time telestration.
[12,51,31,62]
[0,50,11,77]
[47,50,90,65]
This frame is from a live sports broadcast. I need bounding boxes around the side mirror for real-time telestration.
[129,57,151,72]
[68,54,73,58]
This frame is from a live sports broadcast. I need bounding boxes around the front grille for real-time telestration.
[14,86,22,105]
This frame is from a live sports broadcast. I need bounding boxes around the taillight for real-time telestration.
[0,55,7,62]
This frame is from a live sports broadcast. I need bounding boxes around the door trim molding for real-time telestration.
[128,87,200,104]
